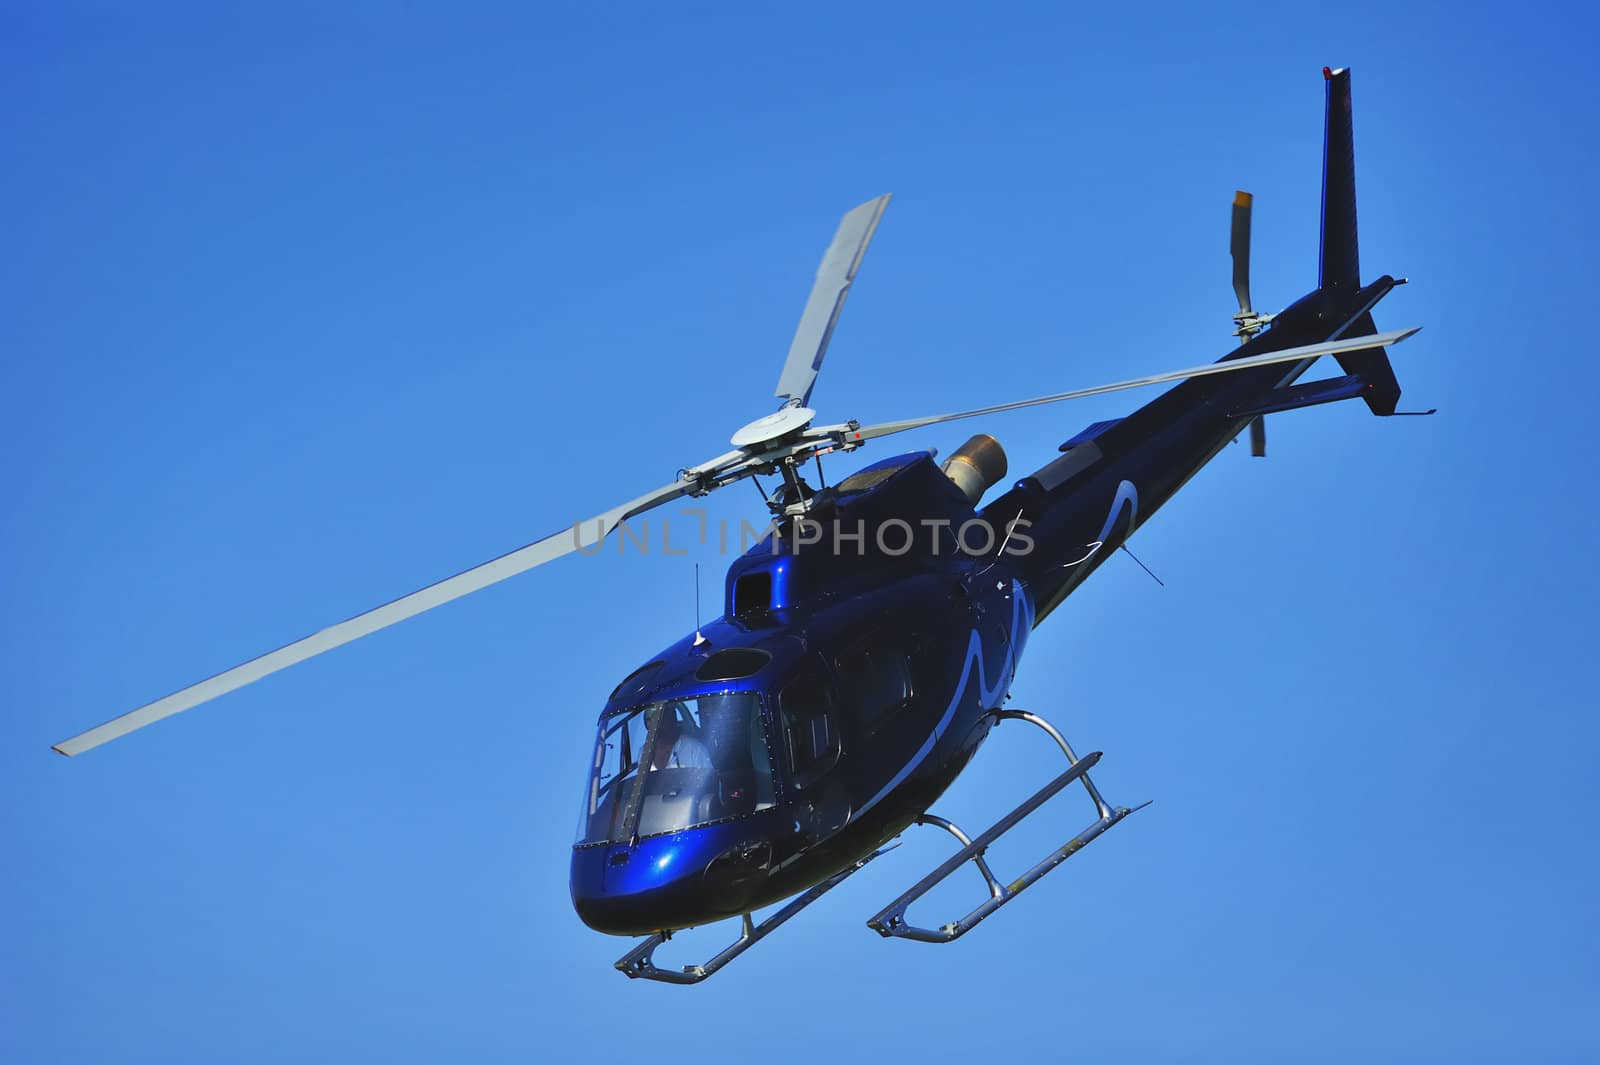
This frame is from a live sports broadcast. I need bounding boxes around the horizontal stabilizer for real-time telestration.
[1230,373,1370,419]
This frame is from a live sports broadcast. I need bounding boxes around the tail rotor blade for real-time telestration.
[1249,415,1267,457]
[1230,190,1254,316]
[774,194,891,408]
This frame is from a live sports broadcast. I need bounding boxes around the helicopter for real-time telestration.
[54,67,1427,984]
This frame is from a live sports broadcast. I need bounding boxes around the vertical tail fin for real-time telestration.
[1320,66,1360,292]
[1321,66,1402,415]
[1336,310,1402,415]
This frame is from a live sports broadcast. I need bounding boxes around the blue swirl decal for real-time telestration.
[1096,479,1139,545]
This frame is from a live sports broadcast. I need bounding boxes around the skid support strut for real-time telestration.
[866,709,1147,943]
[614,842,897,984]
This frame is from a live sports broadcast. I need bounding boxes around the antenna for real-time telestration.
[1120,543,1164,587]
[693,562,707,647]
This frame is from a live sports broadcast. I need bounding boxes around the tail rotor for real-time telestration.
[1229,191,1273,342]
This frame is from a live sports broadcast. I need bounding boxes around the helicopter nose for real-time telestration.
[569,836,723,936]
[570,829,774,936]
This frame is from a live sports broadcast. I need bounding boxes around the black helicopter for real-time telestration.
[55,67,1425,984]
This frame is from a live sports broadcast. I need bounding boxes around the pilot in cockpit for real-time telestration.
[646,703,713,770]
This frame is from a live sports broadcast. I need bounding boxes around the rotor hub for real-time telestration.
[730,405,815,449]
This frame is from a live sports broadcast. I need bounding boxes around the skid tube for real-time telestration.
[615,842,898,984]
[867,709,1148,944]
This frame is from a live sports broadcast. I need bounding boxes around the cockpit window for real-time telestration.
[576,693,776,845]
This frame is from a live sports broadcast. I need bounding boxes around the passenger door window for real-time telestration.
[833,641,913,734]
[778,659,841,789]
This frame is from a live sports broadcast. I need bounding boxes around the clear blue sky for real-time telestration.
[5,3,1597,1062]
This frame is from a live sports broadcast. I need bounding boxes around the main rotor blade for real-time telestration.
[849,329,1420,442]
[52,477,694,756]
[1230,191,1254,315]
[774,194,891,407]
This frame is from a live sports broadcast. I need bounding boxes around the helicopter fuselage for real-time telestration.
[569,267,1406,938]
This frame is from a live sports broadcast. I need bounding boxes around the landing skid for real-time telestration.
[867,709,1147,943]
[614,842,898,985]
[613,710,1142,982]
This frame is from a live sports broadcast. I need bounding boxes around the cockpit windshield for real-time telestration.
[576,692,776,845]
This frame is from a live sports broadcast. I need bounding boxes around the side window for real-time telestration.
[777,659,841,789]
[833,642,912,733]
[733,572,772,615]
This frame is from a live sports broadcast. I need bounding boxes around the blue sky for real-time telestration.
[4,3,1598,1062]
